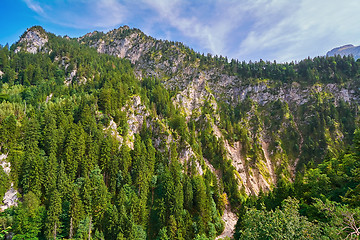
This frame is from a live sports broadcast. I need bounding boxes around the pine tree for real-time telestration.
[75,124,86,178]
[132,136,148,195]
[21,118,43,197]
[99,136,112,186]
[90,168,110,226]
[44,151,58,203]
[57,160,70,198]
[69,187,84,238]
[120,144,132,175]
[42,109,58,155]
[46,190,62,239]
[12,192,44,239]
[82,175,92,216]
[85,134,98,175]
[1,114,17,152]
[63,126,78,181]
[169,142,183,219]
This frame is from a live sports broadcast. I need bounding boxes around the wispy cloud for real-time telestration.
[237,0,360,62]
[22,0,126,30]
[23,0,44,15]
[21,0,360,62]
[140,0,248,57]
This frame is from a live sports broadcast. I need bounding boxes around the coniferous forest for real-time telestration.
[1,26,360,239]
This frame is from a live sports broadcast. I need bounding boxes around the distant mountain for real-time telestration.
[327,44,360,60]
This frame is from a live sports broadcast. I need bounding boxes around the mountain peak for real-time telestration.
[117,25,130,31]
[15,25,48,54]
[27,25,46,34]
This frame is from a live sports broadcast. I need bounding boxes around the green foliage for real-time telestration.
[45,190,62,239]
[2,25,360,240]
[235,127,360,239]
[12,192,45,239]
[0,168,10,200]
[238,197,321,239]
[313,198,360,239]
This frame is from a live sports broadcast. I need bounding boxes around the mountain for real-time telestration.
[78,25,360,190]
[0,25,360,239]
[327,44,360,60]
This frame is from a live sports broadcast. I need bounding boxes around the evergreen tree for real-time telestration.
[46,190,62,239]
[12,192,44,239]
[44,151,57,203]
[21,118,43,197]
[69,187,84,238]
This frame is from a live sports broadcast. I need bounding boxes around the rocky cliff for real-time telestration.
[77,26,359,195]
[15,26,48,54]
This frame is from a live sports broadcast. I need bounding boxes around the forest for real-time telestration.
[0,26,360,239]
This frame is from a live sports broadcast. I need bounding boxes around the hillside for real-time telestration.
[0,26,359,239]
[79,25,360,192]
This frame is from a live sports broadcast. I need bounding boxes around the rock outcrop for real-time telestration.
[0,154,18,211]
[15,26,48,54]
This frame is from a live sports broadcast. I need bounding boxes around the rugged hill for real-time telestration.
[9,25,360,197]
[327,44,360,60]
[0,25,360,239]
[78,26,360,192]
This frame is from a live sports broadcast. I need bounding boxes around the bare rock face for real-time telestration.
[0,154,18,211]
[0,156,11,175]
[1,183,18,211]
[82,27,156,64]
[173,72,218,121]
[121,95,150,149]
[15,27,48,54]
[80,27,359,110]
[101,95,149,150]
[216,207,238,240]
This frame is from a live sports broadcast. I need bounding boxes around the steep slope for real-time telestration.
[79,26,360,194]
[1,27,231,239]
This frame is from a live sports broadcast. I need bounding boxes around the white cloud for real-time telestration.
[23,0,44,15]
[23,0,126,30]
[91,0,125,28]
[237,0,360,62]
[141,0,360,62]
[140,0,247,57]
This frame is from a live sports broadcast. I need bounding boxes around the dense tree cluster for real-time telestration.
[0,33,226,239]
[1,26,360,239]
[234,129,360,239]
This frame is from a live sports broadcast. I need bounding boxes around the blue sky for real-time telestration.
[1,0,360,62]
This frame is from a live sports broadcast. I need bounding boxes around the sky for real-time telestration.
[1,0,360,62]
